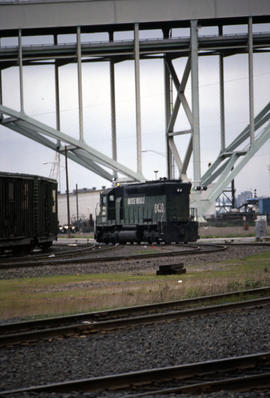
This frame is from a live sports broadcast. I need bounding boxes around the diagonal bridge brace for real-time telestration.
[197,102,270,215]
[202,101,270,188]
[0,105,145,183]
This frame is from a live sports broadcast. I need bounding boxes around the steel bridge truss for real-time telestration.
[1,16,270,215]
[199,103,270,214]
[0,104,145,183]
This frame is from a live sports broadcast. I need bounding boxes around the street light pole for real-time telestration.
[65,146,71,236]
[142,150,165,181]
[76,183,79,224]
[142,149,165,158]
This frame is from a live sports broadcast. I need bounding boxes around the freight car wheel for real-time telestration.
[13,245,33,255]
[40,242,52,251]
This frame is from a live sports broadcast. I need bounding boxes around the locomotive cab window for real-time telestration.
[108,194,115,220]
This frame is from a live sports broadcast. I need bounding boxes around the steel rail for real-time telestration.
[0,242,120,264]
[1,351,270,396]
[1,294,270,347]
[0,244,95,262]
[2,241,269,268]
[1,285,270,336]
[0,243,228,268]
[131,372,270,396]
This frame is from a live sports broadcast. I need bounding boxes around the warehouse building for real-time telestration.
[58,187,103,227]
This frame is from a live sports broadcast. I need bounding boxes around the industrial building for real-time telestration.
[58,188,102,227]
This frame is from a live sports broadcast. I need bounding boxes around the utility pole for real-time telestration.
[76,184,79,224]
[65,146,71,237]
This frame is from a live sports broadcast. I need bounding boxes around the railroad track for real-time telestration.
[0,243,96,262]
[1,286,270,347]
[1,351,270,396]
[0,242,123,268]
[0,242,228,268]
[2,241,270,269]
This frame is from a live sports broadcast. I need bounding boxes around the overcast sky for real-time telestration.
[1,23,270,198]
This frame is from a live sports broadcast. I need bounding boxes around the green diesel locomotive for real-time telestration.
[95,179,198,244]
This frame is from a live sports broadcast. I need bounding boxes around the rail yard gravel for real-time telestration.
[1,305,270,397]
[1,241,270,397]
[1,243,270,280]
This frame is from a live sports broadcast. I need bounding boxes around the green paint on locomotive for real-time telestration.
[96,182,191,226]
[124,194,166,225]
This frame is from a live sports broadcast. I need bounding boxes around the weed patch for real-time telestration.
[1,250,270,321]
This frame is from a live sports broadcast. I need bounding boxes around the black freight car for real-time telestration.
[95,179,198,244]
[0,172,58,253]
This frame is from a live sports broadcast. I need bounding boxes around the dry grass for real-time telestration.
[1,250,270,321]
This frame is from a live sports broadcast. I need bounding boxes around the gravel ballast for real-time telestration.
[1,241,270,397]
[1,244,270,280]
[1,305,270,396]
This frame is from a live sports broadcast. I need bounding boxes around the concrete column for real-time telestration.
[134,23,142,174]
[219,25,225,152]
[54,35,61,131]
[163,27,173,179]
[54,34,61,187]
[77,26,84,142]
[190,20,201,186]
[164,56,173,179]
[18,29,24,112]
[248,17,255,145]
[109,31,117,179]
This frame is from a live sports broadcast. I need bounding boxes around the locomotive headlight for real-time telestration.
[193,185,207,191]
